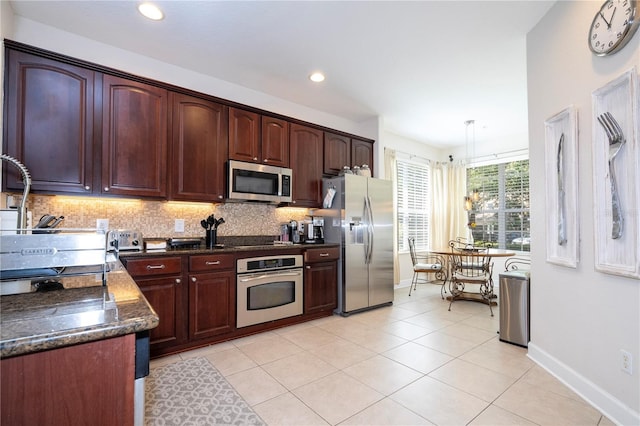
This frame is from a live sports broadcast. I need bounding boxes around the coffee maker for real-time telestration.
[305,216,324,244]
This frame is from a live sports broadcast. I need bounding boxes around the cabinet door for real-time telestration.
[323,132,350,176]
[261,116,289,167]
[229,107,260,163]
[3,50,95,194]
[137,276,187,351]
[102,75,168,198]
[290,123,323,207]
[169,93,228,202]
[351,139,374,175]
[304,261,338,314]
[188,271,235,340]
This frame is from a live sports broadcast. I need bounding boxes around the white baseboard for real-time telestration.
[528,342,639,426]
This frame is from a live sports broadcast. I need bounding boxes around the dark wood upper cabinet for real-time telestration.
[3,44,375,203]
[351,139,374,174]
[323,134,374,177]
[228,107,260,163]
[3,50,96,194]
[229,108,289,167]
[169,93,228,202]
[323,132,350,176]
[261,116,289,167]
[102,75,168,198]
[290,123,323,207]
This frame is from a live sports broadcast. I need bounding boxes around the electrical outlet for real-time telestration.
[621,350,633,375]
[175,219,185,233]
[96,218,109,231]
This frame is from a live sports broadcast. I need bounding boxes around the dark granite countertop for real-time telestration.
[118,242,340,258]
[0,261,159,359]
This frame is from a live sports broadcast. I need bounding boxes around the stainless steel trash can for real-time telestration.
[499,270,530,347]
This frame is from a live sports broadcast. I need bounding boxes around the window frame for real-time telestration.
[466,159,530,252]
[395,158,431,253]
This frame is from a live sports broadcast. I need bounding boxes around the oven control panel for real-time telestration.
[237,254,303,273]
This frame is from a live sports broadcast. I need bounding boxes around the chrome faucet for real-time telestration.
[1,154,32,233]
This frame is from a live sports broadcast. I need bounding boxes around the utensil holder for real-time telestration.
[205,229,217,249]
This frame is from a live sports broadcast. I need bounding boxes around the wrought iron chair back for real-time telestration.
[448,239,495,315]
[504,257,531,271]
[408,238,447,298]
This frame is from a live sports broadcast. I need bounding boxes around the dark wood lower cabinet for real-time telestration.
[304,247,339,314]
[189,270,235,340]
[1,334,135,426]
[124,249,337,357]
[137,275,186,351]
[304,261,338,314]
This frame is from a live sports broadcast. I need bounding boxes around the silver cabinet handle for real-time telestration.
[175,278,181,284]
[146,264,166,270]
[205,261,220,265]
[253,157,258,161]
[84,185,90,190]
[319,253,329,257]
[191,277,196,282]
[104,187,110,192]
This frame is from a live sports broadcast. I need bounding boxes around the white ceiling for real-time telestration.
[8,0,555,148]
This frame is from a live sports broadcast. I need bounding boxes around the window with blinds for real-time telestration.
[396,159,430,252]
[467,160,530,252]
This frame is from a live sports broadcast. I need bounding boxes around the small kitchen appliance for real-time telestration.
[107,229,143,252]
[0,230,110,295]
[305,216,325,244]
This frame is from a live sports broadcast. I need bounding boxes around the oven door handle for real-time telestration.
[239,271,302,282]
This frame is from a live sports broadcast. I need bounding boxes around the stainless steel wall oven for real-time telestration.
[236,254,303,328]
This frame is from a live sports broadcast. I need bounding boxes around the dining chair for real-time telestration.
[448,238,495,316]
[504,257,531,271]
[408,238,447,298]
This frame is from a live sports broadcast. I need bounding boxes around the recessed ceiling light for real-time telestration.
[309,72,325,83]
[138,3,164,21]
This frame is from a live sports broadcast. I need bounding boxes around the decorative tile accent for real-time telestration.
[23,195,309,239]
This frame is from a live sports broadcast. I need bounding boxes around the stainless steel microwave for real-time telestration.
[228,160,292,203]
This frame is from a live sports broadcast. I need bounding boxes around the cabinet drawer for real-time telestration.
[305,247,340,263]
[189,254,234,272]
[125,256,182,277]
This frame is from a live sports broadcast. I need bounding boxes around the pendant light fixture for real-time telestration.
[463,119,480,211]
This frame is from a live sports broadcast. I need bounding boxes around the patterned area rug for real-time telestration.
[145,357,265,425]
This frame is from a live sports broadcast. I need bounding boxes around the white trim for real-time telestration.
[528,342,640,426]
[468,149,529,167]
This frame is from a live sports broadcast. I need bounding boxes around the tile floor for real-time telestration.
[150,284,614,425]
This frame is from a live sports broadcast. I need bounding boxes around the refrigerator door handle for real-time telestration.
[364,196,374,264]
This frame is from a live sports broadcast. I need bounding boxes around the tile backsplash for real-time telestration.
[23,194,310,239]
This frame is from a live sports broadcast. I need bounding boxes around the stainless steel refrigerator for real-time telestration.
[322,174,394,315]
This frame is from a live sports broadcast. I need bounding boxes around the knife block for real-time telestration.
[205,229,217,249]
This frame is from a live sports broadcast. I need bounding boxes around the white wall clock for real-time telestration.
[588,0,640,56]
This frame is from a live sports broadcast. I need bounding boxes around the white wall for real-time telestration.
[527,3,640,425]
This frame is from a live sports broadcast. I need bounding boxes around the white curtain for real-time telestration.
[430,162,468,249]
[384,148,400,285]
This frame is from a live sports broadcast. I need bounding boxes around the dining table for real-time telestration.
[429,247,516,307]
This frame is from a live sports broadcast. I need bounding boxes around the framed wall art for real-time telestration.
[544,106,579,268]
[591,67,639,279]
